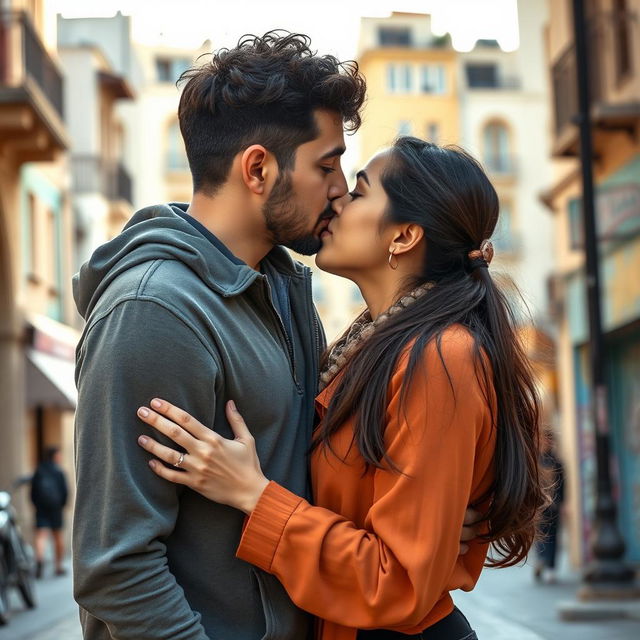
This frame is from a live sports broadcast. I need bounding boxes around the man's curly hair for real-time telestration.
[178,31,367,195]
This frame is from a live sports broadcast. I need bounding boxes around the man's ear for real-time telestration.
[390,223,424,257]
[240,145,277,195]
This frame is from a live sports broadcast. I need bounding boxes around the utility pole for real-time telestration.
[571,0,636,598]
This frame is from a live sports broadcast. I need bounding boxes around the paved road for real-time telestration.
[0,559,637,639]
[455,560,639,640]
[0,565,81,640]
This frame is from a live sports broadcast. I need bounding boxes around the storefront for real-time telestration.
[24,313,78,470]
[564,155,640,564]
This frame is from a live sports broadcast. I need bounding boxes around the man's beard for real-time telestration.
[263,172,328,256]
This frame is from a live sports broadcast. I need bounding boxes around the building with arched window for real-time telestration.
[457,0,554,327]
[117,41,211,208]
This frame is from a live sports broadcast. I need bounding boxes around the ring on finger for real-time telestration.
[174,452,186,468]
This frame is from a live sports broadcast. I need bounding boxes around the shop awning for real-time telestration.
[26,348,77,411]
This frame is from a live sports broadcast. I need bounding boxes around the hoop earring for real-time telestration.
[388,249,399,270]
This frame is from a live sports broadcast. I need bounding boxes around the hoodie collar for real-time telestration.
[73,203,309,319]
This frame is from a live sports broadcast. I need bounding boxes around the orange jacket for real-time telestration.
[237,325,497,639]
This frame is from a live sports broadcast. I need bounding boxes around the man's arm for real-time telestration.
[73,299,217,639]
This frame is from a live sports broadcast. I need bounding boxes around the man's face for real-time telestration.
[262,109,348,255]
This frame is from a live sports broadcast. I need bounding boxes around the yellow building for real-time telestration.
[0,1,76,513]
[305,13,460,342]
[357,12,460,161]
[543,0,640,567]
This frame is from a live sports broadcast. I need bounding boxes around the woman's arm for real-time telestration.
[137,329,495,631]
[236,331,495,630]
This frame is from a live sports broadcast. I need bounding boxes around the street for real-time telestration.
[0,559,637,639]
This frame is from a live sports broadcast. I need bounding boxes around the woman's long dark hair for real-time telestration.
[313,137,545,567]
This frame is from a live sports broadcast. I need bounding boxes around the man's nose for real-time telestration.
[328,168,348,201]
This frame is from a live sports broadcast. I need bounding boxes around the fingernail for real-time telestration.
[151,399,162,409]
[138,435,148,446]
[138,407,149,418]
[229,400,237,412]
[149,460,156,468]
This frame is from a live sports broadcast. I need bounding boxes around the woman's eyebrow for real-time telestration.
[355,170,370,186]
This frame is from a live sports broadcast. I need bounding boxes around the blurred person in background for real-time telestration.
[30,446,68,578]
[534,430,565,585]
[136,137,547,640]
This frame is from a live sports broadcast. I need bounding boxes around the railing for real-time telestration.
[466,75,522,90]
[71,156,133,205]
[0,11,64,119]
[551,10,638,137]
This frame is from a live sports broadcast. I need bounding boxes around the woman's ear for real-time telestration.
[391,223,424,256]
[240,145,277,195]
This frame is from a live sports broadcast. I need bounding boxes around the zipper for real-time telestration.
[305,267,322,384]
[261,274,301,391]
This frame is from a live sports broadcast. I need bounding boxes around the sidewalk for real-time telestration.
[455,560,639,640]
[0,557,637,639]
[0,565,81,640]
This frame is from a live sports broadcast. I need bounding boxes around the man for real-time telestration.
[31,446,68,578]
[73,32,474,640]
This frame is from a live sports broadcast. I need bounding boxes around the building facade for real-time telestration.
[118,41,210,209]
[57,13,135,269]
[459,0,554,322]
[543,0,640,566]
[0,0,76,517]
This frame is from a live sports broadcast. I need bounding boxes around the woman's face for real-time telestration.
[315,151,395,278]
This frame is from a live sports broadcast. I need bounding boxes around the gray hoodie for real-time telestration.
[73,203,323,639]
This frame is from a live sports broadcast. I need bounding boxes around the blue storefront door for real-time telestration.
[609,334,640,563]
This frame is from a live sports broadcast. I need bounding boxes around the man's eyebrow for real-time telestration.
[356,170,370,186]
[320,146,347,160]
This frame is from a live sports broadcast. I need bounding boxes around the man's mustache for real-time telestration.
[318,203,335,222]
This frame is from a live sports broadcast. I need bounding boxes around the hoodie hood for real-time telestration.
[73,203,304,319]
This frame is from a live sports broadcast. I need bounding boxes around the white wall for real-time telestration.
[458,0,554,324]
[58,48,100,155]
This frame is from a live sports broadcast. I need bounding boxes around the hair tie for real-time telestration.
[467,239,494,270]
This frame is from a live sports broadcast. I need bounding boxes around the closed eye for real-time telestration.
[320,166,335,174]
[350,191,362,199]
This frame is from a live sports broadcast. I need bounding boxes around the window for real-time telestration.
[400,64,412,92]
[466,63,498,88]
[426,122,440,144]
[156,58,172,82]
[483,121,511,173]
[613,0,632,80]
[387,63,413,93]
[167,121,189,171]
[378,27,412,47]
[398,120,412,136]
[156,57,192,83]
[386,64,397,93]
[46,208,57,289]
[568,198,584,250]
[420,65,446,94]
[493,202,516,252]
[27,193,37,277]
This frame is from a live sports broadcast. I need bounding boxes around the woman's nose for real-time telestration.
[331,193,350,215]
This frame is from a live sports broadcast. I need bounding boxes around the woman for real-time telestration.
[136,138,544,639]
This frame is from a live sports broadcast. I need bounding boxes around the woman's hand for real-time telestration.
[136,399,269,514]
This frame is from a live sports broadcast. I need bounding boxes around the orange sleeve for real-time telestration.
[236,329,495,631]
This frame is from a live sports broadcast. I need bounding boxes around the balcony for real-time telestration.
[0,11,68,162]
[551,10,640,157]
[71,155,133,205]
